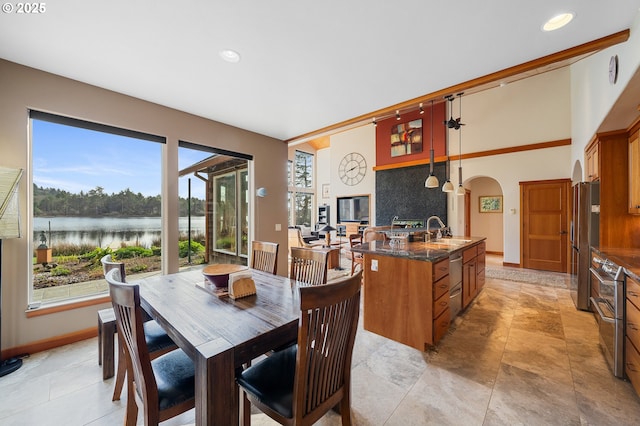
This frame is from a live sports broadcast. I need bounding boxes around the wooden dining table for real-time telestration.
[138,267,299,425]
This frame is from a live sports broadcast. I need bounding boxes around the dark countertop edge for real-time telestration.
[592,247,640,282]
[351,237,486,262]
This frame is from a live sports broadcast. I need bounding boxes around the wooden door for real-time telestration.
[520,179,571,272]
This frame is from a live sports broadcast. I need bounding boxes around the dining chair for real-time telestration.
[289,247,328,286]
[251,241,279,274]
[348,234,363,276]
[237,270,363,425]
[105,268,195,426]
[100,255,177,402]
[288,227,324,250]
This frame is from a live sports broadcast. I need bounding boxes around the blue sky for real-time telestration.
[32,120,209,199]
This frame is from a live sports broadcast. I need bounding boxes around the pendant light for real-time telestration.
[455,93,466,196]
[442,96,454,192]
[425,100,439,188]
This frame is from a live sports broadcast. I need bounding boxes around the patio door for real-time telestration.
[213,169,248,257]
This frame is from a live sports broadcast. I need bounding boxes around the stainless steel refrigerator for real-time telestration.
[570,181,600,311]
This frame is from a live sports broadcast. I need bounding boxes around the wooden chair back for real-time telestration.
[290,247,328,286]
[349,234,363,275]
[362,227,388,243]
[101,254,126,282]
[105,269,193,425]
[251,241,279,274]
[294,270,362,424]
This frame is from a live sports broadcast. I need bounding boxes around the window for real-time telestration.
[287,151,314,227]
[213,169,248,257]
[30,111,163,306]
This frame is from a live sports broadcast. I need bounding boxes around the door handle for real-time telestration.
[560,231,568,235]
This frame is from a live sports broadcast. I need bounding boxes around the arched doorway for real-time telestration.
[467,176,504,255]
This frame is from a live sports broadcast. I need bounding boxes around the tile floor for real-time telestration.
[2,255,640,425]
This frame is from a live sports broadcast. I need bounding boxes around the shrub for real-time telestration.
[114,246,154,259]
[81,247,112,264]
[50,266,71,276]
[55,254,79,264]
[129,263,148,273]
[215,237,234,250]
[179,240,204,258]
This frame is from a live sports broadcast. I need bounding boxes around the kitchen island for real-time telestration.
[351,237,486,351]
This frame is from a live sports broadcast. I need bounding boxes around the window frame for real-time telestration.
[287,150,315,227]
[28,110,165,307]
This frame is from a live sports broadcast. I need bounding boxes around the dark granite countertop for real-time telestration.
[593,247,640,281]
[351,236,486,262]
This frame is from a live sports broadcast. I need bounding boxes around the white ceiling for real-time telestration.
[1,1,639,141]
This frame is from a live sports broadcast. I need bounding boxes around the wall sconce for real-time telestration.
[256,187,267,198]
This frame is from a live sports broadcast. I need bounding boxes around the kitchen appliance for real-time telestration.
[590,251,625,378]
[570,182,600,310]
[449,253,463,319]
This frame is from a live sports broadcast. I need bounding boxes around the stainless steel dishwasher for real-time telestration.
[449,253,463,319]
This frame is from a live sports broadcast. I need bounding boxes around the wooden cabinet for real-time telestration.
[462,245,478,309]
[588,132,640,249]
[586,142,599,181]
[626,274,640,397]
[461,242,486,309]
[432,260,451,344]
[361,240,486,351]
[476,242,486,291]
[629,132,640,214]
[362,254,450,350]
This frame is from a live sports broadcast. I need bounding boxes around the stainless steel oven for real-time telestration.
[590,251,625,378]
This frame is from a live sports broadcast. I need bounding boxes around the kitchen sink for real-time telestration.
[429,238,471,245]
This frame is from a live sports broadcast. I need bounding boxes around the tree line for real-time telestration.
[34,185,206,217]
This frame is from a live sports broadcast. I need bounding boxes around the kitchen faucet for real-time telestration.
[426,216,446,241]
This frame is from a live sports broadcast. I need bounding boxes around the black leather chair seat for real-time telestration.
[237,345,297,418]
[152,349,196,411]
[143,320,175,353]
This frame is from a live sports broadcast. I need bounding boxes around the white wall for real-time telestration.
[571,13,640,173]
[449,68,573,263]
[324,125,377,226]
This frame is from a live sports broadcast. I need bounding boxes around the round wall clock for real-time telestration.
[338,152,367,186]
[609,55,618,85]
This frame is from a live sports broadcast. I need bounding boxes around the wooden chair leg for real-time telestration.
[98,309,116,380]
[240,389,251,426]
[112,343,126,401]
[124,366,138,426]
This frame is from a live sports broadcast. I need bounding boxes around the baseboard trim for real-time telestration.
[486,251,503,256]
[503,262,520,268]
[1,327,97,360]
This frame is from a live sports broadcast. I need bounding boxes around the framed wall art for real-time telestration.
[390,119,422,157]
[322,183,330,198]
[479,195,503,213]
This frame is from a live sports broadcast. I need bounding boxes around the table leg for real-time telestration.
[195,338,236,425]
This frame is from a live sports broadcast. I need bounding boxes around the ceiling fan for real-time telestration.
[444,94,465,130]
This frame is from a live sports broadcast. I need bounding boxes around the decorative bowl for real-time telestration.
[202,264,248,288]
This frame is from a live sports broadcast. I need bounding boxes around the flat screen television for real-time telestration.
[337,195,369,223]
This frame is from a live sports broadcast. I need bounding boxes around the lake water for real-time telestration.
[34,216,206,248]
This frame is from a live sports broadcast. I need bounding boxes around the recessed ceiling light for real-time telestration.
[219,49,241,63]
[542,12,575,31]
